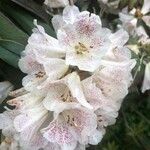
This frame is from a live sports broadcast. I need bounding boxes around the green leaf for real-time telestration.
[0,12,28,45]
[0,38,25,55]
[0,1,56,37]
[10,0,50,22]
[0,46,20,68]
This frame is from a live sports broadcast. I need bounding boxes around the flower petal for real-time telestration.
[141,0,150,14]
[142,63,150,93]
[67,72,93,109]
[142,15,150,27]
[88,130,103,145]
[63,5,80,24]
[110,29,129,47]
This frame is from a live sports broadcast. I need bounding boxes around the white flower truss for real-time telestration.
[0,5,136,150]
[119,0,150,35]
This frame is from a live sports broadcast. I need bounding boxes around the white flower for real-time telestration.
[43,72,92,117]
[119,0,150,35]
[53,6,112,72]
[142,62,150,93]
[13,103,50,149]
[19,21,69,93]
[0,81,13,103]
[42,108,98,150]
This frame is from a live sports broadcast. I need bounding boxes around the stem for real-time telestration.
[133,53,145,80]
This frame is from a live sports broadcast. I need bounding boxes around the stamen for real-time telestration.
[75,42,89,55]
[135,8,143,19]
[61,88,72,102]
[35,71,46,78]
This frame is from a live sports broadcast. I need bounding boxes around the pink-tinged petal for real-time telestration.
[63,27,111,72]
[110,29,129,47]
[19,55,43,74]
[142,63,150,93]
[69,108,97,143]
[142,15,150,27]
[19,114,49,150]
[82,77,105,110]
[93,67,130,101]
[74,11,102,36]
[57,25,78,48]
[42,121,76,146]
[63,5,80,24]
[141,0,150,14]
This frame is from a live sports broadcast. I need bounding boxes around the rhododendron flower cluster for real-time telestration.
[0,5,136,150]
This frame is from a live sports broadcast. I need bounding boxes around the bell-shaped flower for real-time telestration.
[43,72,92,117]
[19,21,69,93]
[52,5,112,72]
[42,108,98,150]
[13,103,50,149]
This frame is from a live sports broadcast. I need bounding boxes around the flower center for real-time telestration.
[35,71,46,78]
[63,111,78,127]
[135,8,143,19]
[75,42,88,55]
[61,88,72,102]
